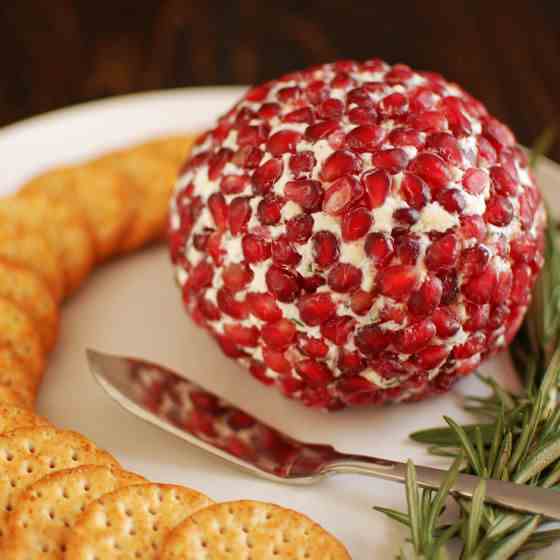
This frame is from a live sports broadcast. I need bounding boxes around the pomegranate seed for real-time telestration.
[408,110,447,132]
[321,315,355,344]
[272,236,301,266]
[284,180,323,212]
[394,207,419,225]
[277,86,302,103]
[362,170,390,209]
[484,195,513,226]
[262,347,291,374]
[395,319,436,353]
[217,289,248,319]
[265,266,301,302]
[313,231,340,268]
[320,150,361,181]
[207,232,224,265]
[289,151,316,176]
[365,232,394,266]
[267,130,301,156]
[246,292,282,322]
[189,261,214,292]
[258,102,281,119]
[328,263,362,293]
[492,268,513,304]
[197,297,221,321]
[337,352,368,377]
[388,127,424,148]
[432,307,460,338]
[386,64,414,83]
[262,318,297,350]
[208,193,228,231]
[379,92,408,116]
[304,79,327,105]
[298,293,336,326]
[372,148,409,174]
[257,195,284,225]
[400,173,430,209]
[207,148,233,180]
[246,84,269,101]
[511,264,532,305]
[305,120,339,142]
[355,325,393,357]
[462,168,489,195]
[318,98,344,119]
[490,166,518,196]
[237,124,269,147]
[280,376,304,397]
[228,196,252,234]
[342,207,372,241]
[380,302,406,324]
[285,214,313,243]
[510,235,537,263]
[242,234,271,262]
[323,175,362,215]
[221,175,249,195]
[252,158,283,194]
[346,125,384,153]
[283,107,314,124]
[223,323,259,347]
[348,107,377,125]
[410,87,440,111]
[373,354,408,380]
[232,146,263,169]
[461,244,490,277]
[425,132,462,164]
[416,346,448,370]
[222,262,253,292]
[395,234,420,265]
[350,290,375,315]
[488,303,510,330]
[477,136,498,166]
[298,335,329,358]
[436,187,466,213]
[439,270,459,304]
[296,360,333,386]
[408,276,442,316]
[460,215,487,241]
[301,272,325,293]
[453,332,486,359]
[483,117,515,151]
[463,303,489,331]
[216,333,246,359]
[425,233,459,270]
[440,96,472,136]
[377,265,418,300]
[462,266,497,304]
[348,86,375,108]
[331,71,354,89]
[408,153,451,192]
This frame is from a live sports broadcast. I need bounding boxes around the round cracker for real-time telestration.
[0,386,32,409]
[0,298,44,380]
[21,165,133,262]
[0,405,50,434]
[161,500,351,560]
[0,427,119,542]
[93,150,178,252]
[5,465,145,559]
[0,259,60,352]
[0,346,37,407]
[0,230,64,304]
[65,483,212,559]
[0,194,95,296]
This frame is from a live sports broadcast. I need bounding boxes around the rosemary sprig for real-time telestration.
[377,129,560,559]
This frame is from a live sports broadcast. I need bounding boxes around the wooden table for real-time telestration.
[1,1,559,160]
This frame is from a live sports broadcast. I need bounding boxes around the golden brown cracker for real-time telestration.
[0,298,45,380]
[5,465,145,559]
[0,346,37,407]
[21,165,133,262]
[161,500,351,560]
[65,483,212,559]
[0,386,32,409]
[0,230,64,304]
[0,194,95,296]
[0,405,50,434]
[0,427,119,542]
[131,134,197,168]
[0,259,59,352]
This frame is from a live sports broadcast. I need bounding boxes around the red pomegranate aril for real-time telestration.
[463,303,489,332]
[510,235,537,263]
[348,107,377,125]
[262,318,297,350]
[362,170,390,209]
[331,71,353,89]
[400,173,430,209]
[208,193,228,231]
[462,266,497,304]
[440,96,472,137]
[296,360,333,386]
[242,234,271,262]
[348,86,375,108]
[267,130,301,156]
[298,335,329,359]
[365,232,394,266]
[416,346,448,370]
[197,297,221,321]
[461,244,490,277]
[492,269,513,304]
[221,175,249,195]
[321,315,355,345]
[272,236,301,266]
[410,87,440,111]
[355,325,393,357]
[283,107,314,124]
[459,215,486,241]
[237,124,269,147]
[246,292,282,322]
[228,197,252,234]
[408,152,451,191]
[207,232,225,265]
[252,158,284,195]
[346,125,384,153]
[265,266,301,302]
[277,85,302,103]
[312,231,340,269]
[395,319,436,353]
[408,110,447,132]
[280,376,304,397]
[483,117,515,150]
[192,232,209,252]
[408,276,442,316]
[484,195,513,227]
[393,207,419,225]
[222,262,253,292]
[477,136,498,166]
[189,261,214,292]
[302,272,324,292]
[425,132,462,164]
[349,290,374,316]
[328,263,362,293]
[490,166,518,196]
[262,347,291,374]
[337,353,367,378]
[425,233,459,271]
[379,92,408,116]
[432,307,460,338]
[436,188,466,213]
[395,234,420,265]
[462,168,489,195]
[289,151,316,176]
[232,145,263,169]
[342,207,372,241]
[453,332,486,359]
[323,175,361,215]
[388,127,424,148]
[223,323,259,347]
[511,264,532,305]
[372,148,409,174]
[207,148,233,180]
[378,265,418,300]
[246,84,269,101]
[258,102,281,119]
[257,195,284,225]
[284,180,323,213]
[320,150,361,181]
[439,270,459,304]
[217,289,248,320]
[285,214,314,243]
[298,293,336,326]
[318,98,344,119]
[305,120,339,142]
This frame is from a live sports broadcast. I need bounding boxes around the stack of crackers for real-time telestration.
[0,135,350,558]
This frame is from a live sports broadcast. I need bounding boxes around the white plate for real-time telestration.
[1,88,559,558]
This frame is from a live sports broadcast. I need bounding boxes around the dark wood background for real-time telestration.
[1,1,559,161]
